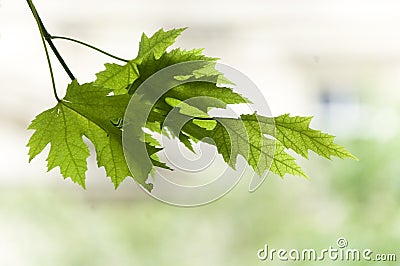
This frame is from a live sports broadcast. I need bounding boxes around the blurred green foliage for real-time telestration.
[0,137,399,266]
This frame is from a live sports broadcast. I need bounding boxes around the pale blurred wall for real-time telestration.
[1,0,400,187]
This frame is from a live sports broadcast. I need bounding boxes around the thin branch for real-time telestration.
[26,0,76,81]
[26,0,60,101]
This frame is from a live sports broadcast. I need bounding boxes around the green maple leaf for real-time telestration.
[187,113,355,178]
[27,81,155,189]
[136,28,187,63]
[28,104,90,187]
[180,115,306,178]
[28,27,356,191]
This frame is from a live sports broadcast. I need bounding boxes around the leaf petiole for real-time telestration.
[51,36,130,63]
[26,0,62,101]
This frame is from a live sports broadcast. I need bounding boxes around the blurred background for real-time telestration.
[1,0,400,265]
